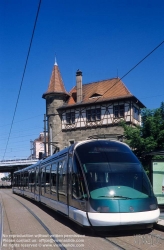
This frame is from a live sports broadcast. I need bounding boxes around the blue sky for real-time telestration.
[0,0,164,160]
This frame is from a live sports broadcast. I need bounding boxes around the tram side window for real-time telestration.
[41,167,46,195]
[24,172,29,190]
[27,170,31,190]
[14,174,18,187]
[72,154,86,200]
[17,174,21,189]
[28,171,31,190]
[51,162,57,195]
[21,173,24,189]
[31,170,35,183]
[45,165,51,193]
[58,159,67,197]
[35,167,40,192]
[30,170,35,190]
[13,175,16,187]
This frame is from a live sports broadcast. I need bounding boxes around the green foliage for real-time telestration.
[120,102,164,169]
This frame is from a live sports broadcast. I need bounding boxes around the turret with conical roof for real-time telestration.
[42,59,69,98]
[42,59,69,155]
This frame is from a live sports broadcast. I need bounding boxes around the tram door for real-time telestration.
[68,154,87,211]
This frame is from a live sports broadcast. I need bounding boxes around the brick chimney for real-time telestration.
[76,69,82,103]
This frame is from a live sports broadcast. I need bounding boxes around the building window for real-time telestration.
[114,105,124,118]
[86,108,101,122]
[66,112,75,124]
[133,106,140,121]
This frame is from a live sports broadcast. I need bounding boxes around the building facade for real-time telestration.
[32,132,48,159]
[42,62,145,155]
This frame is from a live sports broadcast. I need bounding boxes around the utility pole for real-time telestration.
[50,124,53,156]
[30,140,33,159]
[43,114,47,157]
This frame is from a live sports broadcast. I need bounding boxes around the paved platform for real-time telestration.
[154,208,164,231]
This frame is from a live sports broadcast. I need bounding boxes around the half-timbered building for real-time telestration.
[42,61,145,155]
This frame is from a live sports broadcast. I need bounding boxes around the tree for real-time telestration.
[1,173,11,182]
[120,102,164,171]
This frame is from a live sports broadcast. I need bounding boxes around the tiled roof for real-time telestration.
[43,63,145,108]
[42,63,68,98]
[67,78,133,105]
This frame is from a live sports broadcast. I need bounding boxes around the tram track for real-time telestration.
[0,190,119,250]
[86,225,164,250]
[6,193,124,250]
[104,236,146,250]
[103,229,164,250]
[103,237,127,250]
[0,190,66,250]
[92,221,164,250]
[8,194,67,250]
[1,190,164,250]
[0,192,17,250]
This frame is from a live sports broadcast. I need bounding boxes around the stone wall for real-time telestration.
[46,94,65,154]
[61,125,124,149]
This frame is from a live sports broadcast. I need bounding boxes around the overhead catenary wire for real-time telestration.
[95,40,164,103]
[2,0,42,160]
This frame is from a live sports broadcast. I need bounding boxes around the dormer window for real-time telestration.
[89,93,102,99]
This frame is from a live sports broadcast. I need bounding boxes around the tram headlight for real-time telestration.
[150,204,157,210]
[97,206,109,212]
[109,190,115,196]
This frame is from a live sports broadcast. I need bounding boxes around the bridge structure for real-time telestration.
[0,159,39,184]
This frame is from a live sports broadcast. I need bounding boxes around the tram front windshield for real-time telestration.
[75,140,154,199]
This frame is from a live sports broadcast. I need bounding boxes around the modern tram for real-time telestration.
[13,140,160,230]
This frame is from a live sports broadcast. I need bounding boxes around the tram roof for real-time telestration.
[14,139,130,174]
[14,146,71,174]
